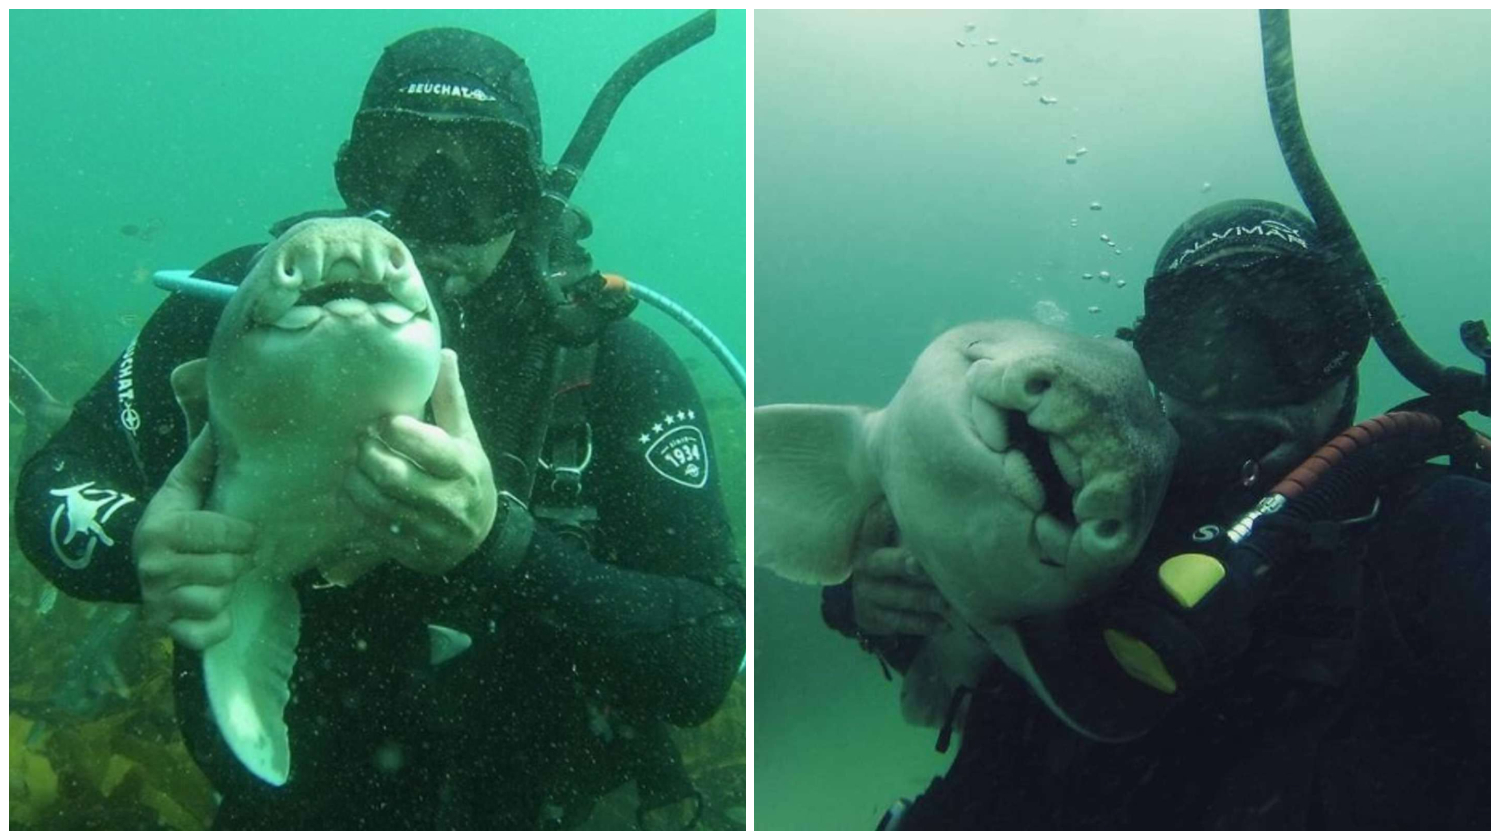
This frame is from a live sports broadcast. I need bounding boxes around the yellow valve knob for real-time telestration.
[1158,553,1226,609]
[1103,629,1178,694]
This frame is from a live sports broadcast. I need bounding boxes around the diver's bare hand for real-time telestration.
[344,349,497,576]
[850,499,951,637]
[135,426,257,651]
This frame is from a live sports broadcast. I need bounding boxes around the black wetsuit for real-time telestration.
[826,466,1489,829]
[15,242,745,829]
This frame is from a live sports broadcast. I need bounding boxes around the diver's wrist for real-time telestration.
[488,489,535,573]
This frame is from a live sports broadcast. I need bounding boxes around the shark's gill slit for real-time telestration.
[1003,409,1075,527]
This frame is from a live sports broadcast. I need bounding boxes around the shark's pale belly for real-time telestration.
[181,216,443,786]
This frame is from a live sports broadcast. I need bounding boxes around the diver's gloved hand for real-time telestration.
[849,499,952,637]
[135,426,259,650]
[343,348,498,576]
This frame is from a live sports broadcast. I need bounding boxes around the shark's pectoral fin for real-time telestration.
[169,359,211,441]
[203,572,300,786]
[983,620,1149,744]
[754,404,883,584]
[427,623,473,666]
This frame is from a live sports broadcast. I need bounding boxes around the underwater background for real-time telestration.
[753,10,1487,830]
[9,9,745,829]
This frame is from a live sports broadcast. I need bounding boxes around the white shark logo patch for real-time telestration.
[48,481,137,569]
[644,418,709,489]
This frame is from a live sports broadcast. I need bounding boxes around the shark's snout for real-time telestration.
[250,225,430,331]
[964,354,1136,576]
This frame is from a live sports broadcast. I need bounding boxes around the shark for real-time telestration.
[755,320,1178,736]
[169,217,443,786]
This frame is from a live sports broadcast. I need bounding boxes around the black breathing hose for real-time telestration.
[502,11,719,505]
[1258,10,1488,416]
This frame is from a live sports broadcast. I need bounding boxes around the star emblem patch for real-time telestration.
[637,408,709,489]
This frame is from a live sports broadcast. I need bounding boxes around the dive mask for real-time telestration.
[1127,251,1370,408]
[337,111,538,244]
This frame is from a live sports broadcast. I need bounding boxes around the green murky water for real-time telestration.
[754,9,1487,829]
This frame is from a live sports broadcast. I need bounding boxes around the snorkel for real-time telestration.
[1258,9,1489,418]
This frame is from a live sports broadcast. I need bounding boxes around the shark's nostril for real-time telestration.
[388,247,405,270]
[1096,519,1121,539]
[1025,377,1051,396]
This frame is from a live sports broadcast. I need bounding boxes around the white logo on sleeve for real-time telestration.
[639,409,709,489]
[48,482,137,569]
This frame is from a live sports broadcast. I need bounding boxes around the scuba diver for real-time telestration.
[825,198,1489,829]
[13,22,744,830]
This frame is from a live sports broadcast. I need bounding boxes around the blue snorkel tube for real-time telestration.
[151,269,745,394]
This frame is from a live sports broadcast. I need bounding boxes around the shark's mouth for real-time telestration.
[297,281,392,307]
[971,392,1129,572]
[1003,409,1077,568]
[256,277,432,332]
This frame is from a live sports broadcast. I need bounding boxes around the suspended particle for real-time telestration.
[1088,306,1102,314]
[964,22,977,31]
[1022,75,1040,86]
[1098,270,1112,280]
[1099,233,1110,242]
[1075,147,1088,156]
[1065,154,1078,164]
[1070,218,1079,227]
[1115,278,1127,288]
[1009,48,1021,57]
[1089,201,1102,211]
[956,39,966,47]
[1082,272,1094,280]
[1039,95,1059,105]
[986,36,999,45]
[1201,181,1213,193]
[1113,247,1123,255]
[988,57,1000,66]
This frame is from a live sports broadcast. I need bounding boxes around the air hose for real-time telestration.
[150,269,744,396]
[1105,411,1459,703]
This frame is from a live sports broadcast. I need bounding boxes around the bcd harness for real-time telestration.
[531,342,602,552]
